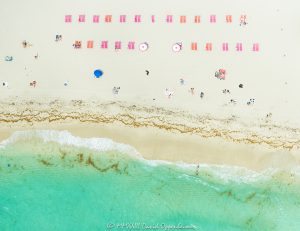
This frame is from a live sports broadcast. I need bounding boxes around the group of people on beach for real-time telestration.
[3,38,257,108]
[161,72,255,107]
[112,87,121,95]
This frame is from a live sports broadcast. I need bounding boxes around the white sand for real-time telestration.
[0,0,300,170]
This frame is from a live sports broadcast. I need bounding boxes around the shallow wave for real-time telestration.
[0,130,141,158]
[1,130,300,183]
[148,159,281,183]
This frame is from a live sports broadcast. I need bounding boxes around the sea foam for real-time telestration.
[0,130,141,158]
[1,130,299,183]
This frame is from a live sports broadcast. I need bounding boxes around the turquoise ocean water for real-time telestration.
[0,130,300,231]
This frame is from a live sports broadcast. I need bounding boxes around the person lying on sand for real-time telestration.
[22,40,32,48]
[29,81,37,87]
[190,88,195,95]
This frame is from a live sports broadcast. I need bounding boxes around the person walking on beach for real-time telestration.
[200,92,204,99]
[22,40,28,48]
[180,78,185,85]
[165,88,174,99]
[196,164,199,175]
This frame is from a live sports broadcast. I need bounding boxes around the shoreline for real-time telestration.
[1,99,300,171]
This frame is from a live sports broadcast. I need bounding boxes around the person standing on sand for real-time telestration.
[164,88,174,99]
[180,78,185,85]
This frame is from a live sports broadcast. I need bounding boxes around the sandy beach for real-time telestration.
[1,98,300,171]
[1,0,300,171]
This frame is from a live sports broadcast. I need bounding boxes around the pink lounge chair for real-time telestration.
[222,43,229,51]
[236,43,243,51]
[101,41,108,49]
[194,16,201,23]
[151,15,155,23]
[78,15,85,22]
[87,41,94,48]
[119,15,126,23]
[226,15,232,23]
[65,15,72,23]
[205,43,212,51]
[210,15,216,23]
[180,15,186,23]
[134,15,141,23]
[115,41,122,50]
[166,15,173,23]
[105,15,112,23]
[191,42,198,51]
[93,15,99,23]
[253,43,259,52]
[128,41,135,50]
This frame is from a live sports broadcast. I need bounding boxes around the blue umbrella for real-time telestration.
[94,69,103,78]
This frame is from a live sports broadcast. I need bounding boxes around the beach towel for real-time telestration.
[166,15,173,23]
[194,16,201,23]
[215,69,226,80]
[74,41,82,49]
[120,15,126,23]
[222,43,229,51]
[65,15,72,23]
[191,42,198,51]
[93,15,99,23]
[210,15,216,23]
